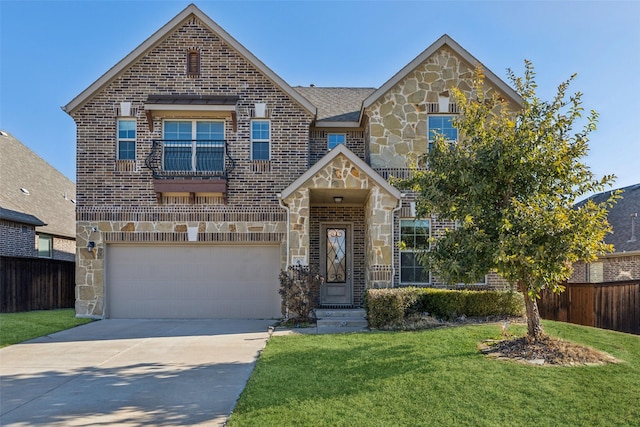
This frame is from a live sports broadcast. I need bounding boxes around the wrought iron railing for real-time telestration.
[145,139,235,178]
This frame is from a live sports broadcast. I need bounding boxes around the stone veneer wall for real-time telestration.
[367,47,512,169]
[310,207,365,307]
[283,153,399,286]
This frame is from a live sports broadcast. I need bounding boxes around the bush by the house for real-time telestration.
[366,287,524,328]
[278,265,322,322]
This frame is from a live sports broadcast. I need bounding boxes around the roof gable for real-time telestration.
[63,4,316,116]
[363,34,522,110]
[280,144,401,201]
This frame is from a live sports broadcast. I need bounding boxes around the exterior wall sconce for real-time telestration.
[333,196,343,204]
[87,241,95,252]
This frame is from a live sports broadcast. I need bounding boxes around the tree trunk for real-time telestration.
[519,281,545,342]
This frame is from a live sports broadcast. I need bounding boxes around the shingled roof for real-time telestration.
[0,130,76,239]
[294,87,375,123]
[580,183,640,253]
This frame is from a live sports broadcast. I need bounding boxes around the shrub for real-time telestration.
[279,265,322,321]
[366,287,524,328]
[366,288,422,328]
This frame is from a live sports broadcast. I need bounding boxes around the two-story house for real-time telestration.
[64,4,520,319]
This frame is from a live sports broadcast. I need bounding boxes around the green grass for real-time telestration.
[0,309,92,348]
[229,320,640,427]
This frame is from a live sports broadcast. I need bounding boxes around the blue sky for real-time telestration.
[1,0,638,192]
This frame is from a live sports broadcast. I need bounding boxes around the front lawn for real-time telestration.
[229,320,639,427]
[0,309,92,348]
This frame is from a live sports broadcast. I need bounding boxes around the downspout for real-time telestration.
[277,193,290,269]
[389,194,405,288]
[277,193,291,320]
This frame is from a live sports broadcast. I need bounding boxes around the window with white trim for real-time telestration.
[327,133,345,150]
[38,234,52,258]
[400,219,431,284]
[117,119,136,160]
[162,120,225,172]
[251,120,270,160]
[427,115,457,152]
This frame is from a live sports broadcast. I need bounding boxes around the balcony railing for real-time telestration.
[145,139,235,178]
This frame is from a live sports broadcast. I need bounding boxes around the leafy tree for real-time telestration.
[403,62,617,341]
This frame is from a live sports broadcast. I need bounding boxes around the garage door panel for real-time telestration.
[107,245,281,319]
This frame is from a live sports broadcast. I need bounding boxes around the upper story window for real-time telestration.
[399,219,431,284]
[163,120,225,172]
[327,133,346,150]
[187,50,200,77]
[427,115,457,152]
[38,234,52,258]
[251,120,270,160]
[117,119,136,160]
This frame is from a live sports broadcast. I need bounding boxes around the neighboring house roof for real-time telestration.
[0,207,45,227]
[62,3,316,117]
[362,34,522,110]
[579,183,640,253]
[294,87,376,126]
[0,130,76,239]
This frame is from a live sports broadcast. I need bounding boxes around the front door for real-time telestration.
[320,223,353,305]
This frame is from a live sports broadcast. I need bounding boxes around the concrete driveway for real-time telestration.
[0,319,277,426]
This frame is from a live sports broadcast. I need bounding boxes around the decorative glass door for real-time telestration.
[320,224,352,305]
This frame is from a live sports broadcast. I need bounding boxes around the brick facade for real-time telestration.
[0,220,36,258]
[570,255,640,283]
[0,220,75,261]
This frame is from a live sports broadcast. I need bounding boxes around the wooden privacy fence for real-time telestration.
[0,256,75,313]
[539,280,640,335]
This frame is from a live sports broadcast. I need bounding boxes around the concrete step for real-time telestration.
[315,326,369,334]
[317,317,368,329]
[315,308,366,318]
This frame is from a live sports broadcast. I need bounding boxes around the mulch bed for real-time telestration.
[479,336,619,366]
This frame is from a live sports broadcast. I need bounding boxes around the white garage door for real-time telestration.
[106,244,281,319]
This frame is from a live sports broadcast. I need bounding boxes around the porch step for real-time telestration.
[315,308,366,318]
[315,309,368,332]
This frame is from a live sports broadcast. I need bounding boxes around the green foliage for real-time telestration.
[365,288,422,328]
[400,62,618,338]
[278,265,322,321]
[366,288,524,327]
